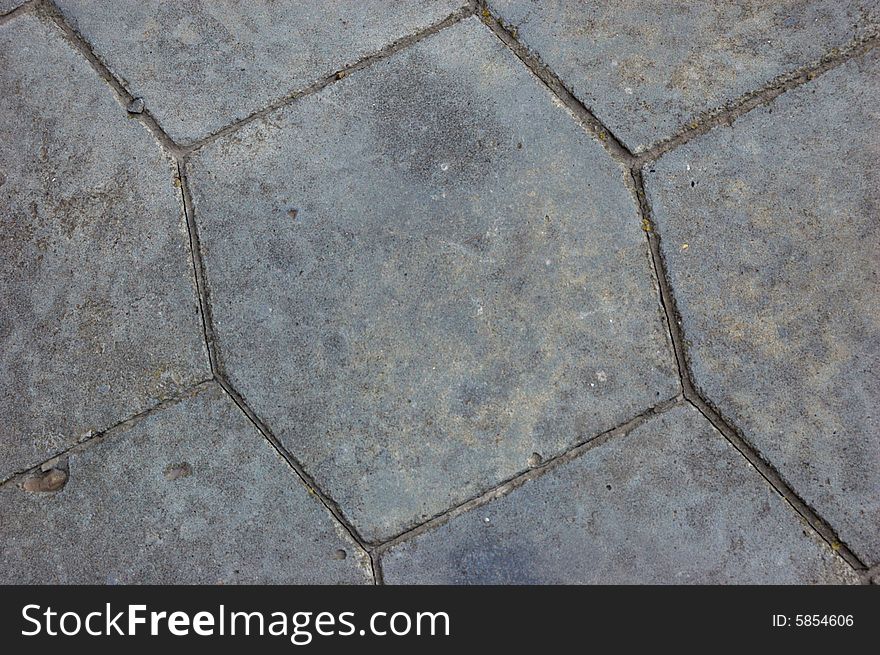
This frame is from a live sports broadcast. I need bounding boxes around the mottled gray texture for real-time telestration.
[0,384,370,584]
[54,0,468,144]
[382,405,858,584]
[0,14,208,480]
[646,51,880,564]
[0,0,25,16]
[188,18,678,542]
[488,0,879,152]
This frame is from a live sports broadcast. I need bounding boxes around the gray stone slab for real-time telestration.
[645,51,880,564]
[0,384,371,583]
[488,0,879,152]
[0,14,208,480]
[0,0,25,16]
[188,18,678,543]
[54,0,468,144]
[382,404,858,583]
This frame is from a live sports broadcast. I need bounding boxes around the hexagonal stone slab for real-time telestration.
[382,404,857,583]
[188,18,678,543]
[645,51,880,564]
[488,0,879,152]
[0,384,370,583]
[54,0,468,144]
[0,13,208,479]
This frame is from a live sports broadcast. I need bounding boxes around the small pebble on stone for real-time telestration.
[163,462,192,480]
[21,468,68,493]
[127,97,145,114]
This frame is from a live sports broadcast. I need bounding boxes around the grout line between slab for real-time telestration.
[38,0,185,157]
[635,31,880,166]
[629,169,695,399]
[477,1,633,167]
[213,377,374,565]
[176,160,221,376]
[369,552,385,586]
[688,395,868,573]
[372,397,682,566]
[0,0,34,24]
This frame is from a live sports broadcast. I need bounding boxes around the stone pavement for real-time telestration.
[0,1,877,584]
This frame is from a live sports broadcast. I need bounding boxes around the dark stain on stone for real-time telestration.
[449,538,544,584]
[321,332,349,364]
[164,462,192,481]
[21,468,68,493]
[461,231,490,253]
[367,50,510,187]
[288,208,298,220]
[456,381,491,420]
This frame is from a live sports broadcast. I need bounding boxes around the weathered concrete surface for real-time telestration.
[0,384,370,584]
[0,13,208,480]
[54,0,468,144]
[0,0,25,16]
[645,50,880,564]
[488,0,879,152]
[188,18,678,543]
[382,405,858,584]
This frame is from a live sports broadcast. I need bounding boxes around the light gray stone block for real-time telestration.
[54,0,469,143]
[382,404,858,584]
[645,50,880,563]
[0,384,370,583]
[489,0,879,152]
[0,13,208,480]
[188,18,678,542]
